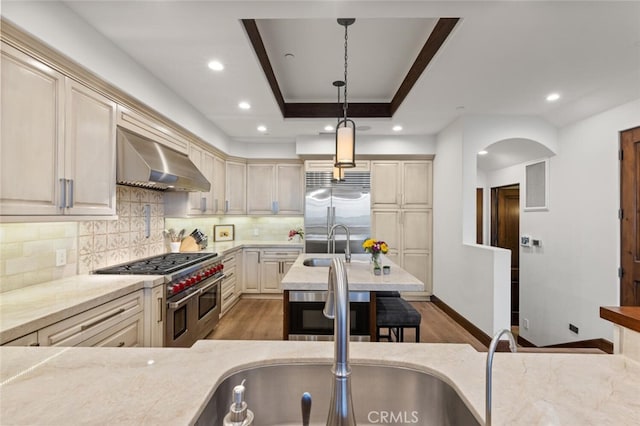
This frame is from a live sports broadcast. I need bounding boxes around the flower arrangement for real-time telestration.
[288,227,304,240]
[362,238,388,271]
[362,238,388,255]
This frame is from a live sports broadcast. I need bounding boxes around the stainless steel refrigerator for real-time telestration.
[304,171,371,254]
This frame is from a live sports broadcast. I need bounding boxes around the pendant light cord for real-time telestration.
[343,23,349,122]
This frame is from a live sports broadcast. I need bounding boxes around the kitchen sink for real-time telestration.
[195,363,480,425]
[302,257,333,267]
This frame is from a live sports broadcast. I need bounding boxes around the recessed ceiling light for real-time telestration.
[546,93,560,102]
[478,150,488,155]
[238,101,251,110]
[257,125,267,132]
[207,60,224,71]
[324,125,334,132]
[392,125,403,132]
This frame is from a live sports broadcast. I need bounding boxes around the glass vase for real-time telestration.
[371,252,381,270]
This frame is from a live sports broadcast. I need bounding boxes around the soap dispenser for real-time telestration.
[223,379,254,426]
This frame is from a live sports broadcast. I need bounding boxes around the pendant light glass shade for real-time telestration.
[335,119,356,168]
[332,156,344,181]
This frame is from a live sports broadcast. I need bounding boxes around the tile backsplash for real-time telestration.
[0,185,304,293]
[0,186,165,293]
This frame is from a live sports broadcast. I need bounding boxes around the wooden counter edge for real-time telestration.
[600,306,640,333]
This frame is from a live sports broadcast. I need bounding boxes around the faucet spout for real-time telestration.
[486,329,517,426]
[323,258,356,426]
[328,224,351,263]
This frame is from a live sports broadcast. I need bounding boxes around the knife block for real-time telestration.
[179,236,200,252]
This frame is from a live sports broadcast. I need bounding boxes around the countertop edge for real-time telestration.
[600,306,640,333]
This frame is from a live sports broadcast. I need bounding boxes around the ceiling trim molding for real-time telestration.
[242,17,460,119]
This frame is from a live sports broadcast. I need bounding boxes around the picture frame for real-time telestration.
[213,224,235,242]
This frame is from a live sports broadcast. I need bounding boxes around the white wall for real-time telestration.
[433,118,512,336]
[1,1,232,154]
[519,99,640,346]
[296,134,436,156]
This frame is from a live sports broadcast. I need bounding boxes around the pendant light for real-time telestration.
[332,80,345,181]
[335,18,356,168]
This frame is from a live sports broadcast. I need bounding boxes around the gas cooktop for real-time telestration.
[94,252,218,275]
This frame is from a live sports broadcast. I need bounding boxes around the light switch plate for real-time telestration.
[56,249,66,266]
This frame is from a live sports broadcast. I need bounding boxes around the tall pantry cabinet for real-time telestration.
[371,160,433,297]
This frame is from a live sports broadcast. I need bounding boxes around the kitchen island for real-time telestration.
[281,253,424,341]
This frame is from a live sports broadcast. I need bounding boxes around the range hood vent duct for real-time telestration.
[116,127,210,192]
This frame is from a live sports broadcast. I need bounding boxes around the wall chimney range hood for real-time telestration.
[116,127,210,192]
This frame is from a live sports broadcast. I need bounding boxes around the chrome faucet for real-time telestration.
[323,257,356,426]
[486,329,517,426]
[328,224,351,263]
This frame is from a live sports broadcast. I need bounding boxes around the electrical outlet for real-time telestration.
[523,318,530,330]
[55,249,66,266]
[569,323,579,334]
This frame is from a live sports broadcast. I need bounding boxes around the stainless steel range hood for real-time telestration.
[116,127,210,192]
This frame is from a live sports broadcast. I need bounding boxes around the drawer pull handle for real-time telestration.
[223,293,234,302]
[225,272,234,278]
[81,308,126,331]
[117,341,125,347]
[157,297,163,323]
[29,342,40,347]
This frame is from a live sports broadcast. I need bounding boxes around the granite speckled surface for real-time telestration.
[0,340,639,425]
[0,275,163,344]
[281,253,424,291]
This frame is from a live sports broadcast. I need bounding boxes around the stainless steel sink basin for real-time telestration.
[195,363,480,425]
[302,257,333,267]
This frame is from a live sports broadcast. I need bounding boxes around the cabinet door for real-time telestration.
[146,285,165,347]
[371,161,401,208]
[187,144,207,214]
[243,250,260,293]
[372,210,400,251]
[85,312,144,347]
[247,164,275,214]
[1,43,64,215]
[401,210,432,252]
[261,259,282,293]
[213,155,226,214]
[402,161,432,208]
[401,252,432,296]
[2,332,38,347]
[276,163,304,215]
[225,161,246,214]
[64,80,117,215]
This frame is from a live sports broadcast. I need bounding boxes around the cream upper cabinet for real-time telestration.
[225,160,246,215]
[371,160,432,209]
[247,162,303,215]
[213,155,226,214]
[187,144,214,215]
[1,43,116,216]
[1,43,65,215]
[116,106,189,154]
[64,79,117,215]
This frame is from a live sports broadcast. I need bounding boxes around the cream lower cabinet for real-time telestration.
[143,284,165,347]
[37,290,144,347]
[372,209,432,296]
[2,332,39,347]
[1,43,117,216]
[243,248,301,294]
[221,249,241,314]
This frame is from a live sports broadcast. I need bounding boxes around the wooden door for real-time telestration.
[491,185,520,325]
[620,126,640,305]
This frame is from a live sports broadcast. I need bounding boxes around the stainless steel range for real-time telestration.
[95,252,224,347]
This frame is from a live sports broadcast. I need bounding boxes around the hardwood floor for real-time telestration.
[207,298,487,351]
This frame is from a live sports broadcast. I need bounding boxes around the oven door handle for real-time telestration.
[199,274,225,294]
[167,289,201,309]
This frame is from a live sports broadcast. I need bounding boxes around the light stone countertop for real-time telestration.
[0,340,639,425]
[281,253,424,291]
[0,274,164,344]
[200,239,303,256]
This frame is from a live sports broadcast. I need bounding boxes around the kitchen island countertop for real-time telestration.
[281,253,424,292]
[0,340,638,425]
